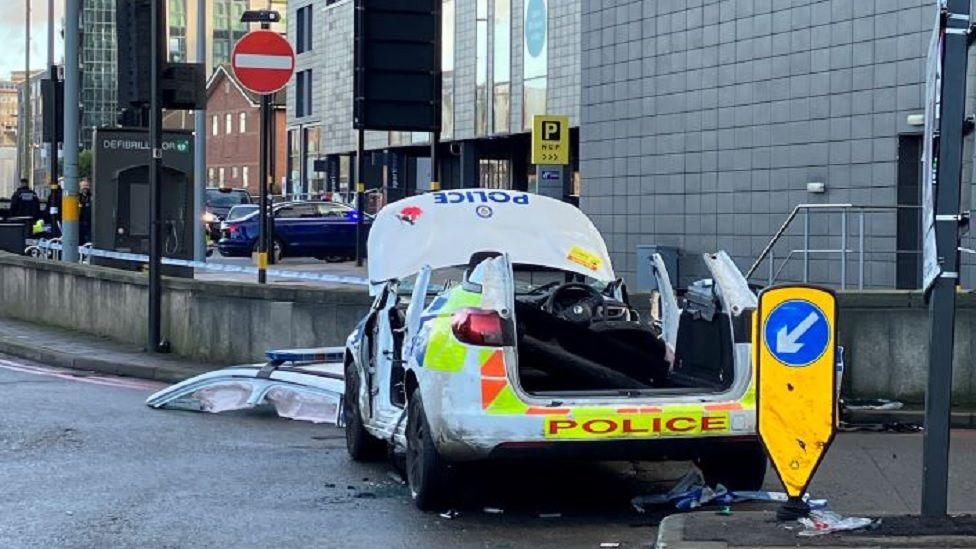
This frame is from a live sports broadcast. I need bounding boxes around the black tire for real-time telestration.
[695,441,768,491]
[344,361,386,461]
[405,393,453,511]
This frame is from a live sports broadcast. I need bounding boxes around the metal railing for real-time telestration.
[746,204,924,290]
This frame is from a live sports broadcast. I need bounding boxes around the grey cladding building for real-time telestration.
[580,0,976,289]
[288,0,976,290]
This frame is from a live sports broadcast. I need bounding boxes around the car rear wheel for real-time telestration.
[344,361,386,461]
[406,393,453,511]
[695,441,768,491]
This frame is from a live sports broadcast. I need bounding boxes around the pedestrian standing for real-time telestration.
[79,179,92,244]
[9,179,41,221]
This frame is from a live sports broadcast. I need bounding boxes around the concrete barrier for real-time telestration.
[0,252,373,364]
[837,291,976,406]
[1,252,973,403]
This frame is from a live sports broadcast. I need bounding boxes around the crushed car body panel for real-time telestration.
[145,347,345,425]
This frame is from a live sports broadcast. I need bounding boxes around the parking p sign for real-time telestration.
[532,115,569,165]
[756,285,838,499]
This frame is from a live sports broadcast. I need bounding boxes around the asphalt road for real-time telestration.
[1,354,974,548]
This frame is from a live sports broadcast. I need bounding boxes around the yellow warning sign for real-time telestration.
[531,115,570,165]
[756,285,838,498]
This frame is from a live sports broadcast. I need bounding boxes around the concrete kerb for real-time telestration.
[0,330,208,383]
[654,510,976,548]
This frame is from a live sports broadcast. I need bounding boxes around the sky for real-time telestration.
[0,0,64,80]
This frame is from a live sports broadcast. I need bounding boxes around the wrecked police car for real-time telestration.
[345,189,766,510]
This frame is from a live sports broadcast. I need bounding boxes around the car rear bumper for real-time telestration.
[486,435,761,461]
[429,407,757,462]
[217,238,253,257]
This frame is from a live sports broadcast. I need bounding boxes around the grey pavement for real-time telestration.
[0,316,215,382]
[2,355,975,548]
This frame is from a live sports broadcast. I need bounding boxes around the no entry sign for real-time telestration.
[231,30,295,95]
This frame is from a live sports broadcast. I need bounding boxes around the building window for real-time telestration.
[441,0,455,139]
[243,166,249,187]
[289,129,302,193]
[296,5,313,54]
[522,0,547,130]
[219,167,225,184]
[475,0,488,136]
[305,126,322,193]
[296,70,313,117]
[492,0,511,134]
[225,113,232,134]
[239,112,246,133]
[211,115,218,135]
[208,167,215,183]
[232,166,239,180]
[479,158,511,189]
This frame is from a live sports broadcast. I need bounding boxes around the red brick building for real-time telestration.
[205,65,287,196]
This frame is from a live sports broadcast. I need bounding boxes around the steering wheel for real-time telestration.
[543,283,606,325]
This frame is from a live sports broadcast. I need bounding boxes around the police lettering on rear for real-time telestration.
[433,190,530,205]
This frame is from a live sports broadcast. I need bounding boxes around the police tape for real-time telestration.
[34,241,370,286]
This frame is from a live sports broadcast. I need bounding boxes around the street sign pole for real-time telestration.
[62,0,80,263]
[147,0,164,352]
[192,0,206,262]
[47,0,60,235]
[231,17,294,283]
[922,0,970,518]
[258,93,270,284]
[355,129,365,267]
[256,20,271,285]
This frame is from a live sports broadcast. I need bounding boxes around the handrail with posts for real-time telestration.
[747,204,926,290]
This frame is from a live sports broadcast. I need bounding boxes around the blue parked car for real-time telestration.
[217,201,371,261]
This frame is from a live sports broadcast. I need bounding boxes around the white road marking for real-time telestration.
[0,358,164,391]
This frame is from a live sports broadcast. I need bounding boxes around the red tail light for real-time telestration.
[451,308,513,347]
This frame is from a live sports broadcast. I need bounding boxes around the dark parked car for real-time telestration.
[204,188,252,242]
[217,201,370,261]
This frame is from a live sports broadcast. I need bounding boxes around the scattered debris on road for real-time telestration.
[841,398,904,411]
[439,510,460,519]
[797,510,875,537]
[839,421,923,433]
[631,467,827,512]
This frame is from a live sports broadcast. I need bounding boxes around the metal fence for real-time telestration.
[746,204,974,290]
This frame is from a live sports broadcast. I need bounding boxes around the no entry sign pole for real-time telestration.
[232,23,294,284]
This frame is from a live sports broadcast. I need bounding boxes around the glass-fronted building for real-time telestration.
[285,0,580,203]
[75,0,284,148]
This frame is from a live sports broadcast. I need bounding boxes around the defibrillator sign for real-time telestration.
[532,115,570,165]
[756,285,838,498]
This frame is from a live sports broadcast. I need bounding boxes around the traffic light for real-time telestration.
[116,0,163,109]
[116,0,205,115]
[354,0,441,132]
